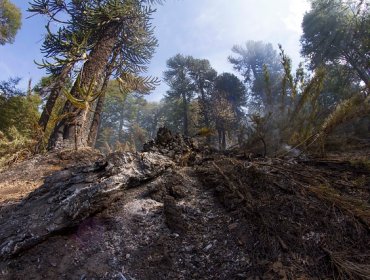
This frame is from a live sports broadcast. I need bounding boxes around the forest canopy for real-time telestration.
[0,0,369,162]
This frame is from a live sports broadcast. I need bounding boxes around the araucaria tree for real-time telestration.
[212,73,246,149]
[164,54,195,136]
[188,58,217,132]
[301,0,370,90]
[29,0,162,150]
[229,40,283,110]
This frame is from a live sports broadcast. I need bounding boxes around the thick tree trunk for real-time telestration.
[87,92,106,148]
[87,74,111,148]
[38,64,73,131]
[48,23,119,150]
[88,51,119,148]
[182,92,189,136]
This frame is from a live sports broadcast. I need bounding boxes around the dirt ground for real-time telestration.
[0,149,104,207]
[0,148,369,280]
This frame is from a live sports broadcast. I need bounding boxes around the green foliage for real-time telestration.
[245,113,270,156]
[0,126,38,167]
[0,88,41,165]
[196,127,215,137]
[29,0,160,76]
[229,41,283,109]
[0,0,21,45]
[214,73,247,111]
[188,57,217,129]
[164,54,195,135]
[29,0,162,150]
[240,46,328,154]
[247,43,369,155]
[211,93,235,130]
[96,80,161,152]
[319,94,370,140]
[0,77,22,97]
[210,73,247,149]
[164,54,195,98]
[301,0,370,89]
[0,92,41,138]
[117,72,160,95]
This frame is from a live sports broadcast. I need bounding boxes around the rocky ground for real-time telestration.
[0,129,369,280]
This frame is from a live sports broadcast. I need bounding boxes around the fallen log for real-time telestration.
[0,152,173,261]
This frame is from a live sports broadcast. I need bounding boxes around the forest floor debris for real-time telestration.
[0,132,369,279]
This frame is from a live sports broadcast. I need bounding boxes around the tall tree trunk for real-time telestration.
[199,86,211,144]
[87,50,119,148]
[38,64,73,130]
[87,92,107,148]
[48,23,119,150]
[87,69,114,148]
[182,92,189,136]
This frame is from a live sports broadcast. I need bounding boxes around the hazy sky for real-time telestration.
[0,0,310,101]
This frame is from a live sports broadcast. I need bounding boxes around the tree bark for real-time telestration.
[87,51,119,148]
[48,23,119,150]
[87,92,107,148]
[38,64,73,131]
[87,76,110,148]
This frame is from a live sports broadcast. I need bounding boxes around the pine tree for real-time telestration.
[188,58,217,135]
[164,54,195,136]
[301,0,370,90]
[29,0,162,150]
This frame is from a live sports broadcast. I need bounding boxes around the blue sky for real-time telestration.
[0,0,310,101]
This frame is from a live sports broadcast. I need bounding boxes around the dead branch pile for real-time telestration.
[198,156,370,279]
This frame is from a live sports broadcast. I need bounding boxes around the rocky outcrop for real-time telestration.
[143,127,200,165]
[0,152,173,261]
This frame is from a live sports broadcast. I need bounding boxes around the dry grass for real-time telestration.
[324,249,370,280]
[198,155,370,279]
[0,126,39,168]
[309,184,370,229]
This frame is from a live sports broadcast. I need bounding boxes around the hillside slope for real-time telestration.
[0,130,369,280]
